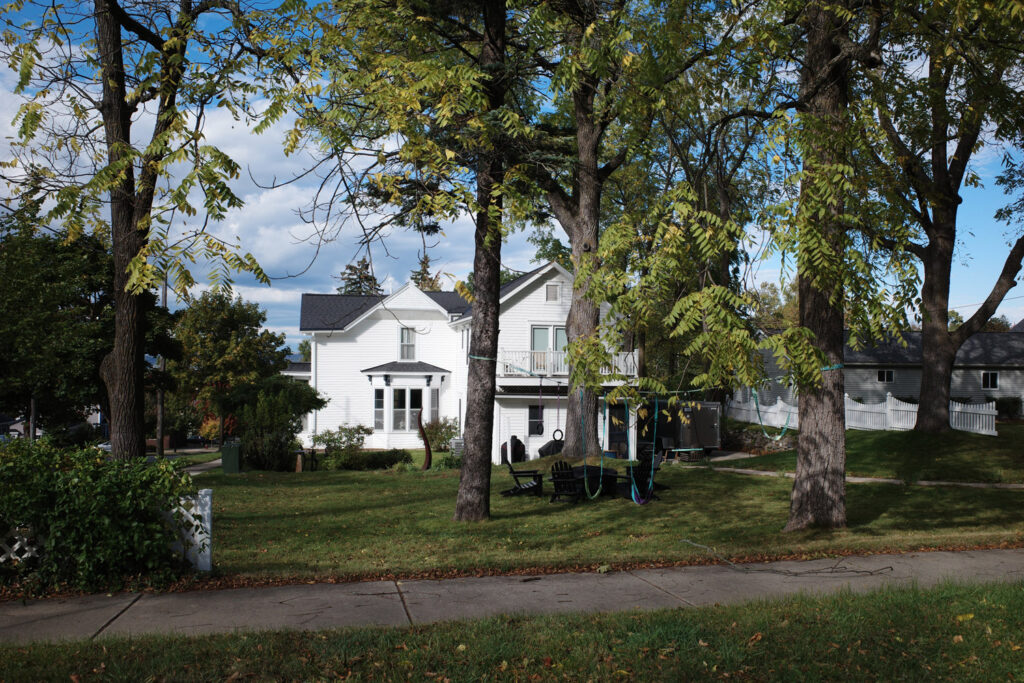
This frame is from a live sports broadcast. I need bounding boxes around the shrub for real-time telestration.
[435,451,462,470]
[339,448,412,471]
[313,425,373,470]
[234,376,327,471]
[422,417,460,452]
[198,418,220,443]
[0,439,198,592]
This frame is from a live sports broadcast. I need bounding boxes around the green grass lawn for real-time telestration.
[721,423,1024,483]
[198,454,1024,582]
[5,580,1022,681]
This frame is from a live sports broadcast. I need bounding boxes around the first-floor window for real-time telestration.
[393,389,407,430]
[528,405,544,436]
[877,370,894,383]
[374,389,384,430]
[430,388,440,423]
[392,388,422,431]
[982,371,999,389]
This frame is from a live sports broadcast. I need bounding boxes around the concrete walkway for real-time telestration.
[2,548,1022,644]
[183,458,222,476]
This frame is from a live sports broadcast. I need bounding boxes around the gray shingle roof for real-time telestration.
[300,290,471,331]
[299,293,383,331]
[361,361,451,374]
[425,291,472,315]
[1011,318,1024,333]
[846,331,1024,367]
[284,361,311,373]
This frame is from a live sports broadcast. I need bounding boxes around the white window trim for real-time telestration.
[399,327,416,361]
[877,369,894,383]
[545,283,560,302]
[390,386,423,432]
[982,371,999,390]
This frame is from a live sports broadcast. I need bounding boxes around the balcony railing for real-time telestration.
[497,349,637,378]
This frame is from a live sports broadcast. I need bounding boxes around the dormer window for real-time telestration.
[545,283,560,302]
[400,327,415,360]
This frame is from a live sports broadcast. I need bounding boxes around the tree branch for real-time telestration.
[952,233,1024,345]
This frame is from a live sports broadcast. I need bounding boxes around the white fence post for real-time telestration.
[174,488,212,572]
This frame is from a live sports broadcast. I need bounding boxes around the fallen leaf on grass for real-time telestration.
[953,635,964,644]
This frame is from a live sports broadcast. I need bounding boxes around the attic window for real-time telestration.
[877,370,894,383]
[400,327,415,360]
[982,371,999,389]
[545,284,560,302]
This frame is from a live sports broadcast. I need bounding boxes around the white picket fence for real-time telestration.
[729,392,998,436]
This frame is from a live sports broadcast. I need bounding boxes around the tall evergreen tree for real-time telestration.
[337,257,383,296]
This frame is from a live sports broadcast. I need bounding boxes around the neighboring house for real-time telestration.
[745,328,1024,411]
[296,262,638,461]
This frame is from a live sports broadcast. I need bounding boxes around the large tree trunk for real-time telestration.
[784,0,850,532]
[453,0,506,522]
[95,0,146,461]
[555,84,603,461]
[915,224,957,432]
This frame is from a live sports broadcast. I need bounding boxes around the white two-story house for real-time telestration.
[294,262,638,461]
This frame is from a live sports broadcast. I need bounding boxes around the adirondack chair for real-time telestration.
[500,462,543,497]
[549,460,582,504]
[616,460,660,501]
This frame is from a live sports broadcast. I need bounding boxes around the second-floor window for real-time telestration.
[400,327,415,360]
[877,370,894,383]
[982,371,999,389]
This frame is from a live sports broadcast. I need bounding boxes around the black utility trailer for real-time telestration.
[636,400,721,461]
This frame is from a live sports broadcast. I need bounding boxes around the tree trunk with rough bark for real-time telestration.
[453,0,506,522]
[784,0,850,532]
[95,0,146,461]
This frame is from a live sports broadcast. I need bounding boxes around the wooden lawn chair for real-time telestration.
[500,462,543,497]
[549,460,582,504]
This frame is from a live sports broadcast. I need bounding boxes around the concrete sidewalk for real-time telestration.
[2,548,1022,644]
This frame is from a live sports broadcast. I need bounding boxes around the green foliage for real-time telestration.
[434,451,463,470]
[341,448,413,471]
[297,339,311,362]
[233,376,326,471]
[409,253,443,292]
[168,291,288,431]
[0,439,197,592]
[422,417,459,453]
[0,1,277,293]
[312,425,373,470]
[337,258,383,296]
[0,204,112,428]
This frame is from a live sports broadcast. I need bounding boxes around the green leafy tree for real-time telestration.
[0,204,113,437]
[229,375,326,471]
[337,257,383,296]
[1,1,283,459]
[168,291,288,446]
[297,339,311,362]
[272,0,517,520]
[856,0,1024,432]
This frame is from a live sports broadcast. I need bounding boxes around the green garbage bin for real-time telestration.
[221,440,241,474]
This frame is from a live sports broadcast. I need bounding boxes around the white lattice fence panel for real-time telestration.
[0,526,40,565]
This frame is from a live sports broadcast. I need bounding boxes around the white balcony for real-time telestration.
[497,349,637,378]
